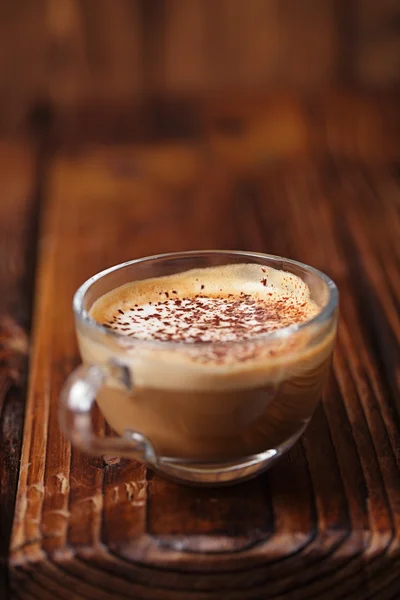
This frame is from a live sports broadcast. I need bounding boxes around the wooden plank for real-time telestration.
[0,1,48,134]
[8,135,400,598]
[50,91,400,162]
[204,0,282,88]
[278,0,337,88]
[0,143,37,598]
[320,91,400,162]
[2,0,400,138]
[163,0,207,93]
[79,0,142,101]
[355,0,400,86]
[203,91,400,168]
[44,0,91,113]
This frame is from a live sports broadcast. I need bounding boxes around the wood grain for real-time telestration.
[7,122,400,598]
[0,144,37,599]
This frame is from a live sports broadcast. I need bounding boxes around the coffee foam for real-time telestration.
[83,265,334,391]
[90,263,319,345]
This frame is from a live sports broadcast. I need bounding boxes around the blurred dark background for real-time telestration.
[0,0,399,139]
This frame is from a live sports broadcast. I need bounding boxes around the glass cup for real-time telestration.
[60,251,338,485]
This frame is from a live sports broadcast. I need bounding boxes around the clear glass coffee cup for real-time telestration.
[59,251,338,485]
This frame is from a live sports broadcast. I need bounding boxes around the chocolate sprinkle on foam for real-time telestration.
[100,294,316,343]
[89,263,320,362]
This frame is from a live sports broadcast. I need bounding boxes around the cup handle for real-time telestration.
[59,363,157,464]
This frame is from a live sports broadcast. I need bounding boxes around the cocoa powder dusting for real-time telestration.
[90,263,320,364]
[104,294,317,350]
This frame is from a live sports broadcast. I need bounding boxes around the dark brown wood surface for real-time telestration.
[1,0,400,135]
[3,92,400,598]
[0,144,39,599]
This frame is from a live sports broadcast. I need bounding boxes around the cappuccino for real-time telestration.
[84,264,334,461]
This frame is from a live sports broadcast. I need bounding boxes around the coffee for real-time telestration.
[83,264,335,462]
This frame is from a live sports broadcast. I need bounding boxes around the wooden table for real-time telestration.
[2,92,400,599]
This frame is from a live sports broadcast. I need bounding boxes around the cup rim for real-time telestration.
[73,250,339,348]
